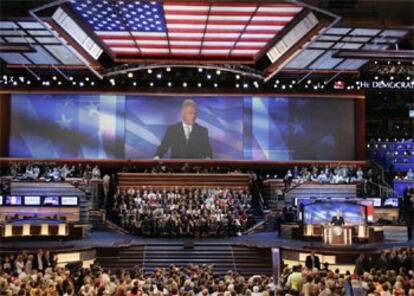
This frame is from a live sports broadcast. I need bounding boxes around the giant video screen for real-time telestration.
[10,94,355,160]
[303,202,366,225]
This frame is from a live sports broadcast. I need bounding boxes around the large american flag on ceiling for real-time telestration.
[69,0,302,58]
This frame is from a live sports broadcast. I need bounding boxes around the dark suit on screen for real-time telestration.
[330,216,345,226]
[155,122,212,159]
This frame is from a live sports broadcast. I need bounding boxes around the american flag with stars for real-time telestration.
[69,0,303,58]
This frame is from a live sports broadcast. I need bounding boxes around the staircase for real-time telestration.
[143,243,236,274]
[231,245,272,276]
[96,245,145,270]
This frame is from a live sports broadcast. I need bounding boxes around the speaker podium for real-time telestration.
[323,225,353,246]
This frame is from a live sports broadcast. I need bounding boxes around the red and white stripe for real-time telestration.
[95,2,302,58]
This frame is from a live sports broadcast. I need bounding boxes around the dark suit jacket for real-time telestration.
[33,255,48,271]
[155,122,212,159]
[330,216,345,226]
[305,255,320,270]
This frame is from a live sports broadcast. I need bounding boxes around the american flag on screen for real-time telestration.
[69,0,302,58]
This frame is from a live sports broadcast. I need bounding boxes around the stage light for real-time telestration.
[58,81,62,85]
[275,79,279,84]
[156,73,162,79]
[168,82,172,87]
[407,76,411,81]
[166,67,171,72]
[183,82,187,87]
[356,86,360,90]
[374,76,379,80]
[85,77,90,81]
[304,85,308,88]
[216,70,221,75]
[72,81,77,85]
[288,84,293,88]
[236,83,240,88]
[313,85,318,90]
[397,61,401,65]
[198,83,202,87]
[27,80,31,85]
[320,85,325,89]
[150,82,154,87]
[147,69,152,74]
[69,76,74,81]
[79,82,84,87]
[133,82,137,86]
[236,74,240,80]
[214,83,218,88]
[390,76,394,80]
[387,61,391,65]
[2,75,7,80]
[273,84,277,88]
[91,82,95,86]
[291,80,296,84]
[243,83,248,88]
[13,81,18,86]
[198,67,203,72]
[109,78,115,85]
[51,76,56,81]
[207,74,212,79]
[307,79,312,84]
[281,85,286,90]
[374,61,378,64]
[127,72,133,78]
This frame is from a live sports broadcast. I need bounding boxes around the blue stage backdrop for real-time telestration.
[9,94,355,160]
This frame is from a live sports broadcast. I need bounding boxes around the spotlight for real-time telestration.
[216,70,221,75]
[91,82,95,86]
[288,84,293,89]
[27,80,31,85]
[127,72,133,78]
[275,80,280,84]
[85,77,90,81]
[243,83,248,88]
[390,76,394,80]
[291,80,296,84]
[147,69,152,74]
[374,61,378,64]
[2,75,7,80]
[109,78,115,85]
[236,83,240,88]
[320,85,325,89]
[52,76,57,80]
[198,67,203,72]
[150,82,154,87]
[307,79,312,84]
[374,76,379,80]
[13,81,18,86]
[183,82,187,87]
[168,82,172,87]
[58,81,62,85]
[207,74,212,80]
[133,82,137,86]
[236,74,240,80]
[72,81,77,85]
[305,85,308,88]
[397,61,401,65]
[197,83,202,88]
[407,76,411,81]
[273,84,277,88]
[166,67,171,72]
[387,61,391,65]
[281,85,286,90]
[156,73,162,79]
[69,76,74,81]
[214,83,218,88]
[79,82,84,87]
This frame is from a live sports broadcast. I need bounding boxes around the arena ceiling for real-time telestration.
[0,0,413,89]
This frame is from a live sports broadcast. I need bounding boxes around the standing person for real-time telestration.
[402,185,414,240]
[154,99,212,159]
[305,251,321,270]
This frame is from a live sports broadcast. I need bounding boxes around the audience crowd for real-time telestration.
[1,247,412,296]
[109,187,254,237]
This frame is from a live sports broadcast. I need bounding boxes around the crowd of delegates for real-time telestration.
[1,247,413,296]
[4,162,102,182]
[395,169,414,180]
[109,187,254,237]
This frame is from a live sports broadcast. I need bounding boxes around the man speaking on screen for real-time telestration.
[154,99,212,159]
